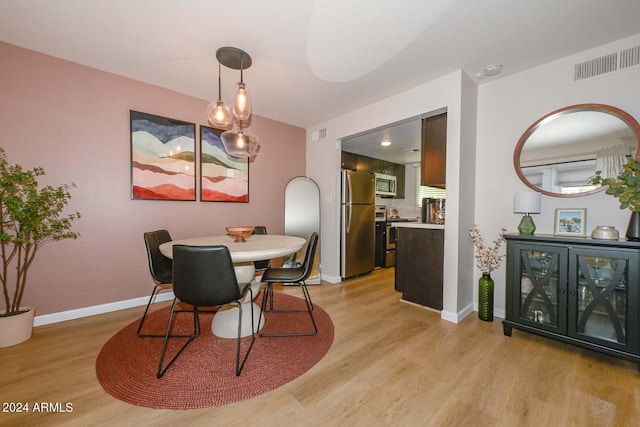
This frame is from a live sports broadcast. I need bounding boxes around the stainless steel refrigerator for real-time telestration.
[341,170,375,279]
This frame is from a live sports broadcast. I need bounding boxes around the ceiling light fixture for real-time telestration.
[208,46,260,160]
[381,140,392,146]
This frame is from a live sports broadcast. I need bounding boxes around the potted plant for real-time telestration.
[590,156,640,240]
[0,148,80,347]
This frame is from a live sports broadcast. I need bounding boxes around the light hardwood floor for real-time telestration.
[3,268,640,426]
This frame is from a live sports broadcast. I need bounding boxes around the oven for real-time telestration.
[384,222,397,267]
[383,219,407,267]
[386,222,397,250]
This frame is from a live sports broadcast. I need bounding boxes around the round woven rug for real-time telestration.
[96,293,333,409]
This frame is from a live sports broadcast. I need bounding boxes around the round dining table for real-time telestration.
[159,234,306,338]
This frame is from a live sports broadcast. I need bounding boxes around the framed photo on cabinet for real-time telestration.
[554,208,586,237]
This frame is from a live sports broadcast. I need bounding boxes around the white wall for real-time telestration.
[475,33,640,316]
[307,70,478,322]
[307,32,640,322]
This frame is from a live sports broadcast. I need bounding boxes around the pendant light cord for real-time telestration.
[217,61,222,99]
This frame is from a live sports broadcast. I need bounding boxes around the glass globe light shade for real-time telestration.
[221,128,260,158]
[233,82,252,121]
[206,100,232,127]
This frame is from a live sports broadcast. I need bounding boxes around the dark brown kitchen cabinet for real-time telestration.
[355,155,371,172]
[371,159,395,175]
[395,227,444,309]
[421,112,447,188]
[341,151,356,170]
[504,233,640,370]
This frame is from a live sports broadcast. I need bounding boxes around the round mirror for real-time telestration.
[514,104,640,197]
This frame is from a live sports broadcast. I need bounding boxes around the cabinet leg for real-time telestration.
[503,322,512,337]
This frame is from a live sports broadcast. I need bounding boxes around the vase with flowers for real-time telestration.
[590,157,640,241]
[469,225,507,321]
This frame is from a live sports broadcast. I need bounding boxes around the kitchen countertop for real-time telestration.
[392,222,445,230]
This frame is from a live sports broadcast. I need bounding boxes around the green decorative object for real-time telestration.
[517,214,536,235]
[478,272,494,322]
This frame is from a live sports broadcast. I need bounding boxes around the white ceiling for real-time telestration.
[1,0,640,162]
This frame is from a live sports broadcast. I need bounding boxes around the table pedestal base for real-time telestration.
[211,262,264,338]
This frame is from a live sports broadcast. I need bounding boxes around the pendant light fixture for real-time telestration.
[210,46,260,160]
[221,121,260,160]
[206,61,232,127]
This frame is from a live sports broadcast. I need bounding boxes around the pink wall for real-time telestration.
[0,42,306,316]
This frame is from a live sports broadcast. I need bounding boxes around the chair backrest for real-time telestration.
[144,230,173,284]
[253,226,267,235]
[252,226,269,270]
[300,232,319,281]
[172,245,242,307]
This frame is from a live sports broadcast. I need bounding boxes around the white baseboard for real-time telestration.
[33,291,175,327]
[321,273,342,284]
[441,303,474,323]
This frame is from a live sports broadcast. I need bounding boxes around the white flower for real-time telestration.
[469,225,507,274]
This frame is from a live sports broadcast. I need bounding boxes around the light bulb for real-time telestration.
[236,131,246,148]
[233,82,252,121]
[207,100,231,127]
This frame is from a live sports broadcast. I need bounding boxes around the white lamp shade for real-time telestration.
[514,192,541,214]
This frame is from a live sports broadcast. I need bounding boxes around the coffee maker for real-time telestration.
[421,198,445,224]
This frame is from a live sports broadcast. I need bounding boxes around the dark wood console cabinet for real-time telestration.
[395,227,444,309]
[504,233,640,369]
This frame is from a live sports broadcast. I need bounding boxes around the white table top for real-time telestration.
[159,234,306,262]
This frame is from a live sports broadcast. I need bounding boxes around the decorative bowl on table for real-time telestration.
[226,226,255,243]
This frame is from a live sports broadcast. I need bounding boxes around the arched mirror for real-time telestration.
[514,104,640,197]
[284,176,321,284]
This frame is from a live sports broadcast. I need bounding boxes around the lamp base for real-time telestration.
[518,215,536,235]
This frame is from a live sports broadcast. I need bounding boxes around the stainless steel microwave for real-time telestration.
[374,173,396,197]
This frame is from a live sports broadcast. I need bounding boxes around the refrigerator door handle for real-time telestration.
[346,203,352,233]
[347,173,353,205]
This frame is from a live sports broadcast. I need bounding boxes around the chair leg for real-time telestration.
[137,284,161,337]
[138,286,196,338]
[156,300,201,379]
[258,281,317,337]
[236,288,256,376]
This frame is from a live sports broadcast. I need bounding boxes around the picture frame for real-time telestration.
[554,208,587,237]
[130,110,196,201]
[200,125,249,202]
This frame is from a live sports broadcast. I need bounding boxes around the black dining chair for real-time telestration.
[252,226,270,273]
[156,244,256,378]
[258,232,319,337]
[138,230,177,338]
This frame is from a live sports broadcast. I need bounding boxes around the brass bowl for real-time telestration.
[226,226,255,243]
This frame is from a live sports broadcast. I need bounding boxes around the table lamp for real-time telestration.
[514,192,541,235]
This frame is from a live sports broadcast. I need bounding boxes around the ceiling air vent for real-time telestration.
[573,52,618,81]
[620,45,640,69]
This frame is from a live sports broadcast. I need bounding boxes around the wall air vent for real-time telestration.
[311,128,327,141]
[620,45,640,69]
[573,52,618,81]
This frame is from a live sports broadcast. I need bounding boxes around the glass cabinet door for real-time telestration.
[568,248,638,351]
[514,244,567,334]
